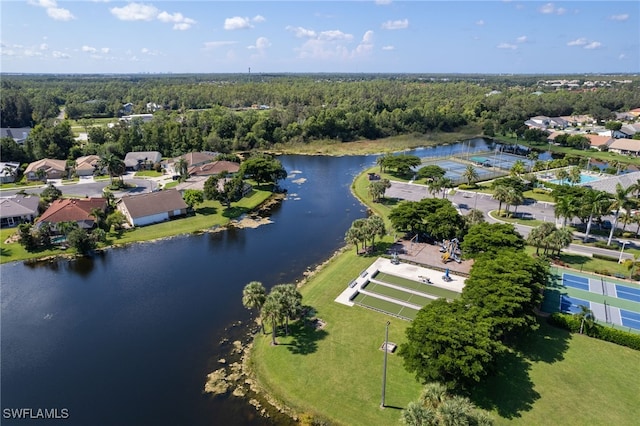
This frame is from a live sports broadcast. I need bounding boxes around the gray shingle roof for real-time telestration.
[117,189,187,219]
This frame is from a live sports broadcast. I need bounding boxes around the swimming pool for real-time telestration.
[549,173,602,185]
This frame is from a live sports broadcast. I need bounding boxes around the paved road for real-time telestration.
[386,180,637,262]
[0,174,158,198]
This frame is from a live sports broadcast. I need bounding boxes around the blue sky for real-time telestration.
[1,1,638,74]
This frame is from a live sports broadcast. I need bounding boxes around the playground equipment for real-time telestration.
[442,268,453,282]
[440,238,462,264]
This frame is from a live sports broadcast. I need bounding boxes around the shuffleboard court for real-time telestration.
[352,292,419,320]
[620,309,640,330]
[616,285,640,303]
[560,295,591,314]
[363,282,433,306]
[563,273,590,291]
[374,272,461,300]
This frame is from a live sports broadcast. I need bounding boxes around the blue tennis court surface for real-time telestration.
[620,309,640,330]
[616,285,640,303]
[563,273,590,291]
[560,295,590,314]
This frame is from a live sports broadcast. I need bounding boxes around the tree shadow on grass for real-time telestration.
[285,319,328,356]
[557,253,591,267]
[223,206,249,219]
[196,206,218,216]
[471,320,570,419]
[1,246,12,257]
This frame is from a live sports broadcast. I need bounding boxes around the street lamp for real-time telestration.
[380,321,390,408]
[619,240,630,263]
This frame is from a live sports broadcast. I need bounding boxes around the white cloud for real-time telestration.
[52,51,70,59]
[224,16,253,30]
[318,30,353,41]
[382,45,395,51]
[286,26,317,38]
[610,14,629,21]
[248,37,271,50]
[24,49,43,57]
[567,37,587,46]
[539,3,566,15]
[82,45,97,53]
[110,3,158,21]
[476,20,485,26]
[157,11,196,30]
[619,53,626,60]
[497,43,517,50]
[40,43,49,50]
[381,19,409,30]
[354,30,374,56]
[101,47,111,54]
[203,41,237,50]
[584,41,602,50]
[252,15,266,23]
[29,0,75,21]
[516,35,528,43]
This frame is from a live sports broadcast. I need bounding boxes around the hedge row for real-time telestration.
[591,252,619,262]
[548,313,640,351]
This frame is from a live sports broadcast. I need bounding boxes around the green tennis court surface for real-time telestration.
[352,292,419,320]
[374,272,461,300]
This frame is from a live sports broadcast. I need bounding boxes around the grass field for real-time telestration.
[374,271,461,300]
[252,248,640,425]
[352,292,420,320]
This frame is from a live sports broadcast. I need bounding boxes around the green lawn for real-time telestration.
[252,250,640,426]
[363,281,434,306]
[353,292,420,320]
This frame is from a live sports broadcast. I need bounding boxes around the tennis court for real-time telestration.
[490,153,535,170]
[563,273,590,292]
[560,294,591,314]
[352,292,419,320]
[418,158,499,183]
[620,309,640,330]
[616,284,640,303]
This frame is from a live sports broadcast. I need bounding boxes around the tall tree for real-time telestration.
[174,157,189,182]
[462,164,479,186]
[99,153,126,185]
[606,183,633,246]
[582,189,612,242]
[242,281,267,333]
[261,292,283,346]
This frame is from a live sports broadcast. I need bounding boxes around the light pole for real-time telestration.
[619,240,630,263]
[380,320,390,408]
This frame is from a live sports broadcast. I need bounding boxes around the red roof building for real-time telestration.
[37,198,107,229]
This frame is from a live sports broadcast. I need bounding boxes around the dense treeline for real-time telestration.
[2,74,640,163]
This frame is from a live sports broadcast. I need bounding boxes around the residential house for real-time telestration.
[146,102,162,112]
[119,114,154,124]
[24,158,66,181]
[36,198,107,230]
[175,176,252,197]
[0,161,20,183]
[188,160,240,177]
[116,189,188,227]
[0,194,39,227]
[629,108,640,118]
[620,124,640,139]
[524,116,567,130]
[166,151,218,175]
[586,134,614,151]
[121,103,134,114]
[607,139,640,156]
[124,151,162,171]
[560,115,595,126]
[75,155,102,177]
[0,127,31,145]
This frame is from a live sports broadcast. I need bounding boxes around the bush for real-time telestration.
[458,183,478,190]
[532,188,550,194]
[548,313,640,350]
[622,232,635,239]
[591,252,618,262]
[594,269,612,276]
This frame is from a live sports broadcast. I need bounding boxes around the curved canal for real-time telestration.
[1,139,498,425]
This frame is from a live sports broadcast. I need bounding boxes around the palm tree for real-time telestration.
[462,164,478,186]
[271,284,302,336]
[576,305,595,334]
[345,226,361,253]
[623,253,640,279]
[492,184,510,215]
[427,178,443,197]
[549,227,573,257]
[510,160,526,178]
[619,211,633,233]
[528,222,554,255]
[465,209,485,226]
[438,177,453,199]
[99,153,126,185]
[568,166,581,186]
[89,208,106,230]
[261,293,282,346]
[583,189,612,242]
[35,168,47,182]
[554,168,569,186]
[367,215,386,251]
[607,183,633,246]
[242,281,267,333]
[554,195,576,227]
[174,157,189,182]
[506,187,524,218]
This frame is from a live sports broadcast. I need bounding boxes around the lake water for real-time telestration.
[1,139,495,425]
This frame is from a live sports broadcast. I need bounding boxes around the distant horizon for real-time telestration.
[2,1,638,74]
